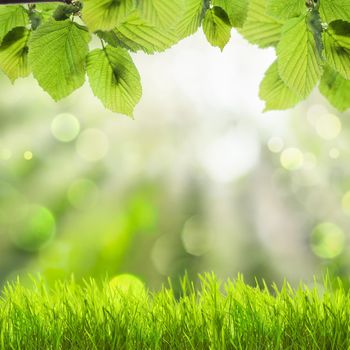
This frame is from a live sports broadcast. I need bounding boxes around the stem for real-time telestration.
[0,0,69,4]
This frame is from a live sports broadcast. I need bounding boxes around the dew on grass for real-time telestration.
[310,222,345,259]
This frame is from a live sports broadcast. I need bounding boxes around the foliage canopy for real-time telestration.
[0,0,350,115]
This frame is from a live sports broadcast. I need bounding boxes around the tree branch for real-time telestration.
[0,0,69,4]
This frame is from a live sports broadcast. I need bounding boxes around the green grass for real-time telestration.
[1,273,350,349]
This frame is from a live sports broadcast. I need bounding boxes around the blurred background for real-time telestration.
[1,29,349,291]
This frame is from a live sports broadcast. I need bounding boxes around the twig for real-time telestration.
[0,0,69,4]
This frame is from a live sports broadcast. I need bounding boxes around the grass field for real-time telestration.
[0,273,349,349]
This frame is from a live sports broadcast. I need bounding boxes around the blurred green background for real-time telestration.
[1,30,349,290]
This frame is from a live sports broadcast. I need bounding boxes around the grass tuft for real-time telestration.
[0,273,349,349]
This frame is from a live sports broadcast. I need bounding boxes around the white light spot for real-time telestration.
[199,128,260,183]
[329,148,340,159]
[307,104,328,126]
[280,147,303,171]
[51,113,80,142]
[315,113,341,140]
[181,216,211,256]
[267,137,284,153]
[311,222,345,259]
[341,191,350,215]
[76,129,109,162]
[0,148,12,160]
[23,151,33,161]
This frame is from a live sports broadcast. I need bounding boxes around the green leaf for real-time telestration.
[277,15,322,98]
[323,20,350,80]
[29,19,91,101]
[266,0,305,20]
[212,0,249,28]
[0,27,30,83]
[202,7,231,50]
[320,67,350,112]
[86,45,142,116]
[174,0,204,39]
[238,0,284,48]
[82,0,136,32]
[0,6,28,44]
[137,0,183,28]
[320,0,350,24]
[100,11,179,54]
[259,61,301,111]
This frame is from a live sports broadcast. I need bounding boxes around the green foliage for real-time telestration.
[0,6,28,43]
[29,19,90,101]
[0,0,350,115]
[212,0,249,27]
[319,67,350,111]
[266,0,304,20]
[276,14,322,98]
[1,273,350,349]
[202,7,231,50]
[86,46,142,115]
[323,21,350,80]
[238,0,283,48]
[259,61,300,110]
[0,27,30,82]
[248,0,350,111]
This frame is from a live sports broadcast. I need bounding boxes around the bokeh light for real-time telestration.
[151,235,174,276]
[315,113,341,140]
[310,223,345,259]
[0,148,12,160]
[199,128,259,183]
[341,192,350,216]
[307,104,328,126]
[67,179,99,210]
[76,129,109,162]
[329,148,340,159]
[302,153,317,170]
[51,113,80,142]
[109,274,145,295]
[280,147,303,170]
[267,137,284,153]
[12,205,56,252]
[23,151,33,160]
[181,216,211,256]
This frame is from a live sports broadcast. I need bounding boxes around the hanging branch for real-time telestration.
[0,0,69,4]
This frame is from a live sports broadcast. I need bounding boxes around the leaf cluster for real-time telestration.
[0,0,349,115]
[243,0,350,111]
[0,0,247,116]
